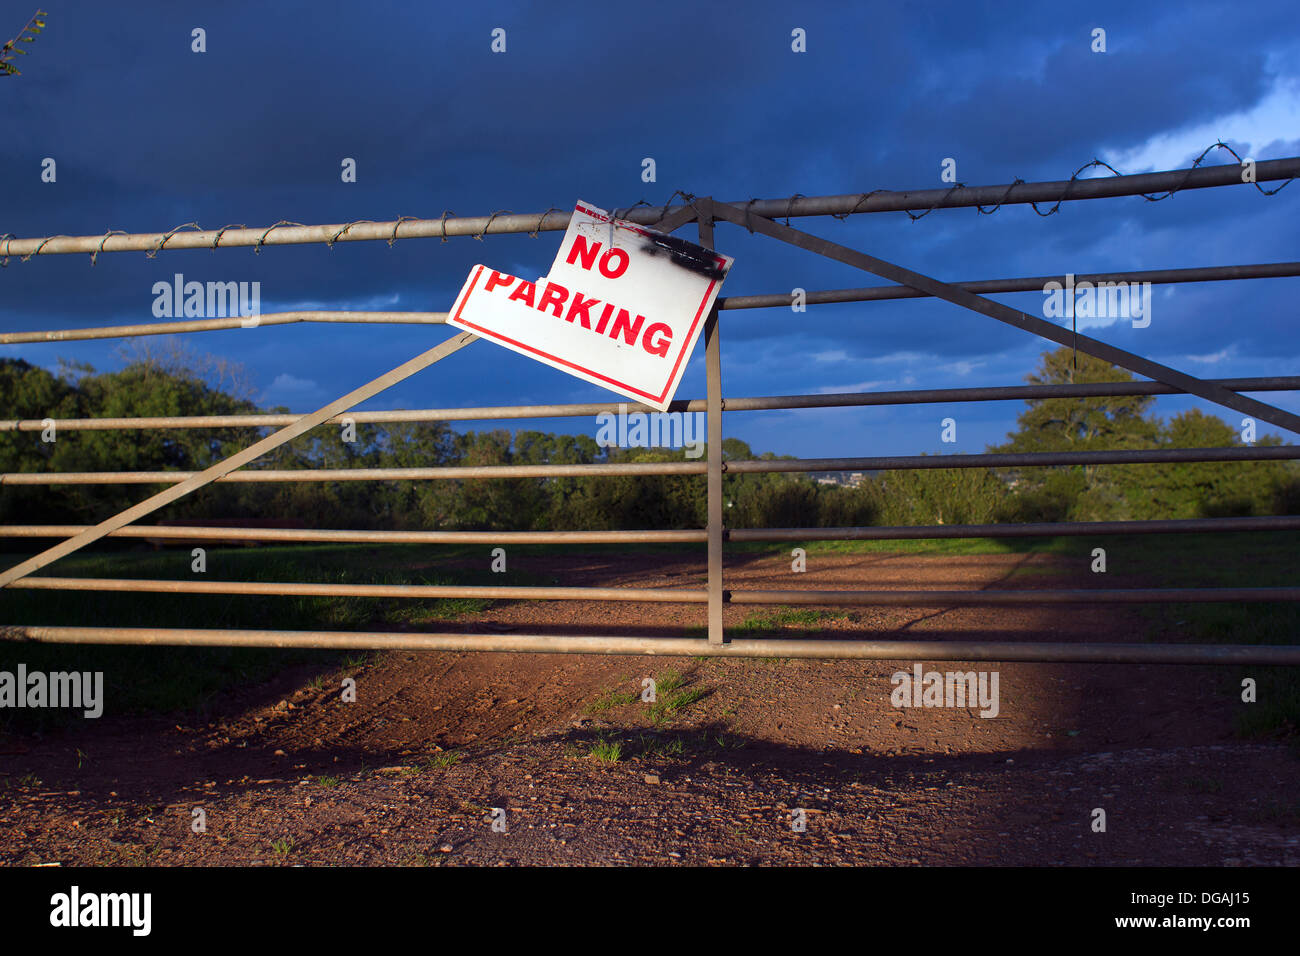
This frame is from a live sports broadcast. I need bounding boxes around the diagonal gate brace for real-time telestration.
[0,332,479,588]
[708,200,1300,437]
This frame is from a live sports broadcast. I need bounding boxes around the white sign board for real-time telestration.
[446,201,734,411]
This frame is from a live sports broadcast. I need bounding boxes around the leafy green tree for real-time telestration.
[816,481,882,528]
[0,358,84,521]
[994,347,1293,521]
[1119,409,1288,518]
[993,347,1159,520]
[873,464,1006,526]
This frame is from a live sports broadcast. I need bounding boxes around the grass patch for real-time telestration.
[712,732,745,751]
[734,607,840,635]
[655,668,686,695]
[584,687,638,715]
[632,732,686,760]
[649,687,705,726]
[1032,530,1300,739]
[0,542,506,729]
[631,668,710,726]
[4,532,1294,738]
[755,537,1070,558]
[420,751,462,771]
[1101,531,1299,740]
[588,737,622,764]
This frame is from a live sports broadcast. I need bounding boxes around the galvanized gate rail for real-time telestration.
[2,159,1299,662]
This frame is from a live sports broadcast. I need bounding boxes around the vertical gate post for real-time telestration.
[698,200,726,644]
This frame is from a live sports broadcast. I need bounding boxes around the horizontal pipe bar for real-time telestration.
[727,446,1300,474]
[15,577,1293,607]
[3,158,1295,258]
[0,461,707,484]
[0,311,448,346]
[0,525,707,544]
[732,587,1300,606]
[11,577,707,603]
[726,378,1300,413]
[9,262,1294,345]
[4,378,1294,433]
[1,515,1294,546]
[5,625,1299,663]
[6,445,1294,486]
[0,401,675,431]
[730,515,1300,541]
[718,261,1300,310]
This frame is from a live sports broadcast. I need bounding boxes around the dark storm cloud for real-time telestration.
[1,0,1296,457]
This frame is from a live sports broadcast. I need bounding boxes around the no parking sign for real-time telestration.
[448,201,734,410]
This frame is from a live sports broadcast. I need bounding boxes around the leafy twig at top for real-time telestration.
[1,10,49,78]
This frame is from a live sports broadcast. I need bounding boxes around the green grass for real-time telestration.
[269,837,295,859]
[316,775,341,789]
[735,607,840,634]
[750,531,1300,738]
[588,737,622,763]
[420,751,462,771]
[638,733,686,759]
[1008,531,1300,740]
[741,536,1072,558]
[0,542,507,730]
[2,542,499,628]
[653,687,704,723]
[654,668,686,695]
[1098,531,1299,740]
[584,687,638,715]
[2,532,1295,738]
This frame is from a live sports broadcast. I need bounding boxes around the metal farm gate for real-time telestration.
[3,156,1299,664]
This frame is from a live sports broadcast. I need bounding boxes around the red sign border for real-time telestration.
[448,205,728,406]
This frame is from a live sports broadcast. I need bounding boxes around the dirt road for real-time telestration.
[2,549,1296,865]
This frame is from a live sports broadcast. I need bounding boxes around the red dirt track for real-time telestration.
[1,549,1296,866]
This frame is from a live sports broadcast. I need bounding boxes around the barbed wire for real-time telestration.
[965,141,1286,220]
[252,220,307,255]
[0,144,1292,266]
[92,229,129,266]
[210,223,246,251]
[437,210,456,242]
[650,190,696,229]
[325,220,375,249]
[146,221,202,258]
[473,210,511,241]
[529,206,563,238]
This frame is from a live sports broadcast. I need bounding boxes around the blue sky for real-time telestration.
[2,0,1297,457]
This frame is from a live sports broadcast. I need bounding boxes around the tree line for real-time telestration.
[1,346,1295,533]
